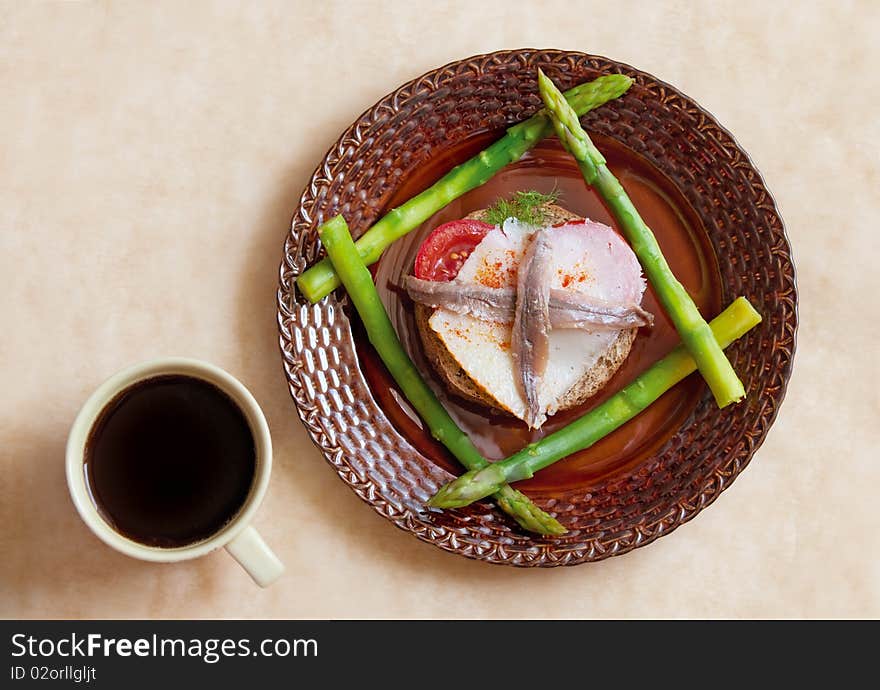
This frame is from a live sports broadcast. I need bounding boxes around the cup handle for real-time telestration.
[225,525,284,587]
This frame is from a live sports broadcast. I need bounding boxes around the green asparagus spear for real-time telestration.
[429,297,761,508]
[318,215,565,535]
[297,74,633,303]
[536,69,745,409]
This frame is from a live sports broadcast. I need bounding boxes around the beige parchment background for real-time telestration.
[2,0,878,619]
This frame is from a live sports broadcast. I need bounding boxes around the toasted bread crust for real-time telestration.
[414,204,639,418]
[415,303,501,408]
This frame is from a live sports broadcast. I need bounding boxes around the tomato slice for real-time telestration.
[412,219,494,282]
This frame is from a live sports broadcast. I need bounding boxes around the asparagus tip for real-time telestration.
[428,466,503,508]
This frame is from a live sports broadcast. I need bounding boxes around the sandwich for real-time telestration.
[405,192,653,429]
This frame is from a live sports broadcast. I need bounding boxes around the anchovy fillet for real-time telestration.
[404,276,516,323]
[511,230,554,429]
[546,292,654,329]
[404,276,653,330]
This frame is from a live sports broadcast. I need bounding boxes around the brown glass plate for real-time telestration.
[277,50,797,566]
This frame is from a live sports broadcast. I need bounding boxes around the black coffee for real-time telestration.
[85,375,256,548]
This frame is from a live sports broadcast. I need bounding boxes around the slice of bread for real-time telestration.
[414,204,638,419]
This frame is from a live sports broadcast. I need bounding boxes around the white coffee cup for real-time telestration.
[66,357,284,587]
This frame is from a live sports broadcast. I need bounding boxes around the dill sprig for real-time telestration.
[484,189,561,226]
